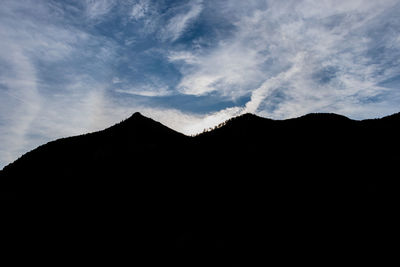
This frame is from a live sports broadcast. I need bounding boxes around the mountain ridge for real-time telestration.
[1,111,399,176]
[1,111,399,266]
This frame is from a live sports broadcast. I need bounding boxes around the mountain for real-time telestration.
[1,112,399,265]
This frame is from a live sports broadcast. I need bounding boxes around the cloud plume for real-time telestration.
[1,0,400,168]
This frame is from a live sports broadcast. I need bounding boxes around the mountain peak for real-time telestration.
[114,112,159,129]
[121,112,152,124]
[109,112,150,128]
[130,112,145,119]
[109,111,186,139]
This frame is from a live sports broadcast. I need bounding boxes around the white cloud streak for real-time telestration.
[115,86,171,97]
[171,0,400,119]
[1,0,400,169]
[85,0,115,19]
[0,0,119,168]
[0,0,82,167]
[160,0,203,42]
[0,46,41,167]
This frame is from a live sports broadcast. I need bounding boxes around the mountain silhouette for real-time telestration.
[1,112,399,265]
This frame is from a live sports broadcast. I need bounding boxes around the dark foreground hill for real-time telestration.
[1,112,399,265]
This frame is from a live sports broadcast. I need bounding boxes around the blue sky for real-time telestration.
[1,0,400,168]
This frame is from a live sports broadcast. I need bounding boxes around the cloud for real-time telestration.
[170,0,400,119]
[0,0,119,168]
[130,0,150,20]
[169,41,266,97]
[160,0,204,42]
[129,106,243,136]
[1,0,400,169]
[178,107,244,135]
[85,0,115,19]
[0,46,41,167]
[0,0,85,167]
[115,86,171,97]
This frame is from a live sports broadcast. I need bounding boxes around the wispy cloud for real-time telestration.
[1,0,400,168]
[85,0,115,19]
[0,0,120,168]
[160,0,204,42]
[130,0,150,20]
[0,0,86,166]
[115,86,171,97]
[170,0,400,119]
[0,46,41,166]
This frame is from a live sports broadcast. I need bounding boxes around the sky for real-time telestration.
[1,0,400,168]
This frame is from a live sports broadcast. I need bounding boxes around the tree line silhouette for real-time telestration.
[1,111,399,266]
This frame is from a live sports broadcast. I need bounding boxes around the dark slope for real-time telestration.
[1,112,400,265]
[2,112,189,187]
